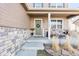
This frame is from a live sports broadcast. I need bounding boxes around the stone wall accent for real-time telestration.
[0,26,31,56]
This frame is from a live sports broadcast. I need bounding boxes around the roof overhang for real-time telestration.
[26,11,79,14]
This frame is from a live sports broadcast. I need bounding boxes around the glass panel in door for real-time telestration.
[35,20,42,35]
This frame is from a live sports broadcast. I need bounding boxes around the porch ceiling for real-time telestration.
[28,13,69,18]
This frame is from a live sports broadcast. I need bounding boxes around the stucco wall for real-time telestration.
[0,3,30,29]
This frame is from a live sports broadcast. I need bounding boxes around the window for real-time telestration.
[51,20,56,31]
[57,20,62,29]
[49,3,64,8]
[49,3,56,8]
[33,3,43,8]
[57,3,64,8]
[51,20,62,31]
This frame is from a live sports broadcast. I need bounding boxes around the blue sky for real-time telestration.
[69,3,79,8]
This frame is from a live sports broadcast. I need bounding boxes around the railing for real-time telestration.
[0,26,31,56]
[32,3,66,8]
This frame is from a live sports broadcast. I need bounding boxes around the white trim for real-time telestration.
[34,18,44,36]
[48,13,51,40]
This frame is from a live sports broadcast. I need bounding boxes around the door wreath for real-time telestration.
[36,24,40,28]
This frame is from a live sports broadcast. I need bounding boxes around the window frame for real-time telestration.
[51,18,63,30]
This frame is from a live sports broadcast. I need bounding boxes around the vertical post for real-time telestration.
[48,13,51,40]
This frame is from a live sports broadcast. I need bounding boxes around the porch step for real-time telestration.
[27,37,51,44]
[27,40,51,44]
[21,42,44,50]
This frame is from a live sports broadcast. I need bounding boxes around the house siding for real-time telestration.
[0,3,30,29]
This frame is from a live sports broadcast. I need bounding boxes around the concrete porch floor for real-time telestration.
[27,36,52,44]
[15,37,51,56]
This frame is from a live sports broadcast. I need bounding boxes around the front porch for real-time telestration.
[15,33,79,56]
[0,25,79,56]
[29,13,69,40]
[15,37,51,56]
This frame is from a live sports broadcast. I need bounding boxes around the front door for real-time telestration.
[34,19,42,36]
